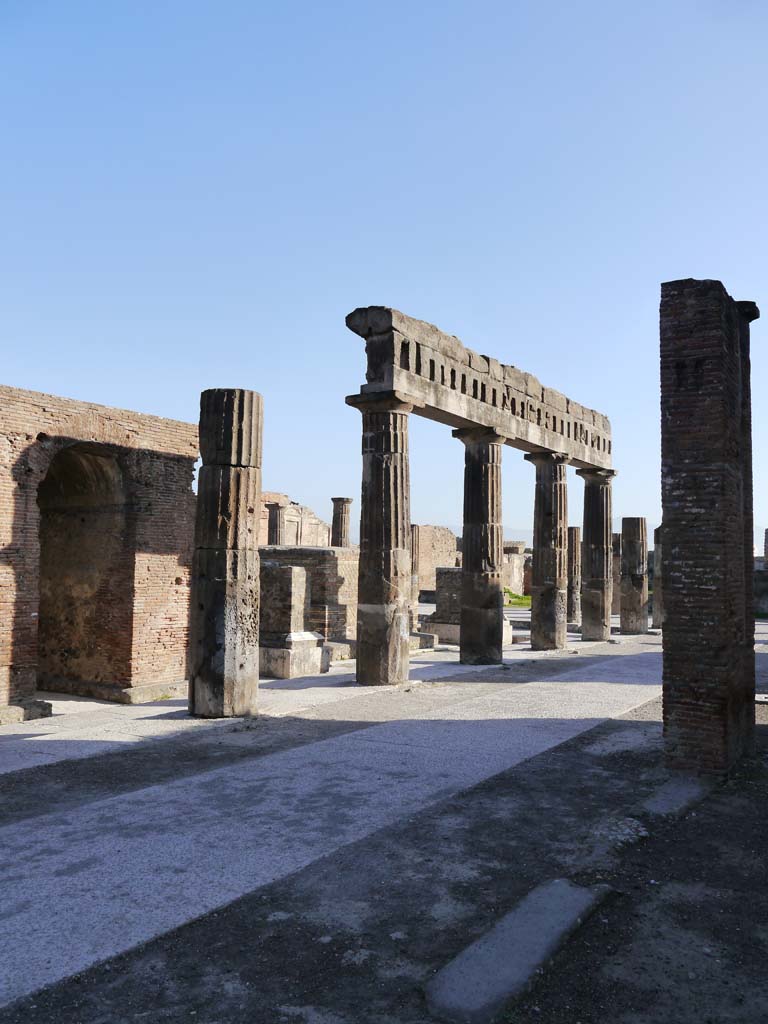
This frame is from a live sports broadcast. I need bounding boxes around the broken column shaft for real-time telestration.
[652,525,665,629]
[620,517,648,634]
[331,497,353,547]
[576,468,616,641]
[455,428,504,664]
[526,453,569,650]
[189,388,262,717]
[410,524,421,632]
[347,392,412,685]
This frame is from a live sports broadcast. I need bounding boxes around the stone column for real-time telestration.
[611,533,622,615]
[454,428,505,664]
[189,388,262,718]
[764,528,768,565]
[576,468,616,641]
[331,497,353,547]
[526,453,569,650]
[410,523,421,632]
[620,517,648,634]
[566,526,581,627]
[348,393,412,685]
[652,526,665,629]
[267,502,286,545]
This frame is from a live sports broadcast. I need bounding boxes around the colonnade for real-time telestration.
[349,394,617,686]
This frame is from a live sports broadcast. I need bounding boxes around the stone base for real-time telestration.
[36,677,188,704]
[427,621,514,646]
[0,699,52,725]
[323,640,356,663]
[259,641,329,680]
[410,631,437,651]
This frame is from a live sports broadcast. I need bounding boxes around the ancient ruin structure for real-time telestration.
[188,389,262,718]
[660,278,758,773]
[567,526,582,626]
[258,492,330,547]
[259,562,326,678]
[412,525,459,595]
[346,307,613,683]
[502,541,526,595]
[652,526,665,628]
[426,567,462,643]
[0,385,197,722]
[611,532,622,615]
[331,497,353,547]
[620,517,649,634]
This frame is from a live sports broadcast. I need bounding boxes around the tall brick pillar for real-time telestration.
[189,388,262,718]
[267,502,286,545]
[526,453,569,650]
[652,525,665,629]
[331,497,353,547]
[455,428,505,664]
[660,278,758,773]
[566,526,582,627]
[348,392,412,685]
[577,468,616,641]
[620,517,648,634]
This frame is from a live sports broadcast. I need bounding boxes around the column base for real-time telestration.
[530,585,567,650]
[581,581,612,642]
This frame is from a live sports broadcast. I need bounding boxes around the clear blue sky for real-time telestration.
[2,1,766,544]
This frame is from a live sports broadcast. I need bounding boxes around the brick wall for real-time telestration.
[0,384,197,714]
[414,525,459,592]
[660,279,758,773]
[258,546,358,641]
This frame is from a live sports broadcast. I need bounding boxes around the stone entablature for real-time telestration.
[346,307,612,470]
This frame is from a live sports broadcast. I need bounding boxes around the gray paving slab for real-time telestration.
[424,878,611,1023]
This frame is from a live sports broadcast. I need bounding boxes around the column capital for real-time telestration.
[331,496,353,506]
[452,427,507,446]
[345,390,416,415]
[736,300,760,323]
[575,467,618,483]
[524,451,571,467]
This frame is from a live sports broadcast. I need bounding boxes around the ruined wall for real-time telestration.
[0,385,197,717]
[414,525,459,592]
[258,492,331,547]
[660,279,757,773]
[258,546,358,642]
[433,567,462,625]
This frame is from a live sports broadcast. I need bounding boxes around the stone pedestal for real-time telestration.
[611,533,622,615]
[267,502,286,545]
[567,526,582,627]
[576,468,616,641]
[526,453,569,650]
[331,497,353,547]
[259,563,326,679]
[652,526,665,629]
[454,428,505,664]
[620,517,649,634]
[347,392,412,685]
[189,388,262,717]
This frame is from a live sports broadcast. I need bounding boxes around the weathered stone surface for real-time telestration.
[567,526,582,626]
[347,392,412,685]
[412,524,459,593]
[258,492,330,547]
[189,388,263,718]
[577,469,615,641]
[456,428,504,665]
[426,566,462,643]
[330,497,353,547]
[620,517,649,635]
[266,501,286,545]
[258,562,325,679]
[259,546,358,642]
[527,453,569,650]
[652,526,665,629]
[346,308,612,471]
[611,532,622,615]
[660,278,758,773]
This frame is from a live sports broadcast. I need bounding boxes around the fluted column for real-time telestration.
[611,533,622,615]
[348,393,412,685]
[652,525,665,629]
[620,517,649,634]
[567,526,582,627]
[576,468,616,641]
[526,453,569,650]
[267,502,286,545]
[189,388,262,718]
[331,497,353,547]
[454,428,505,664]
